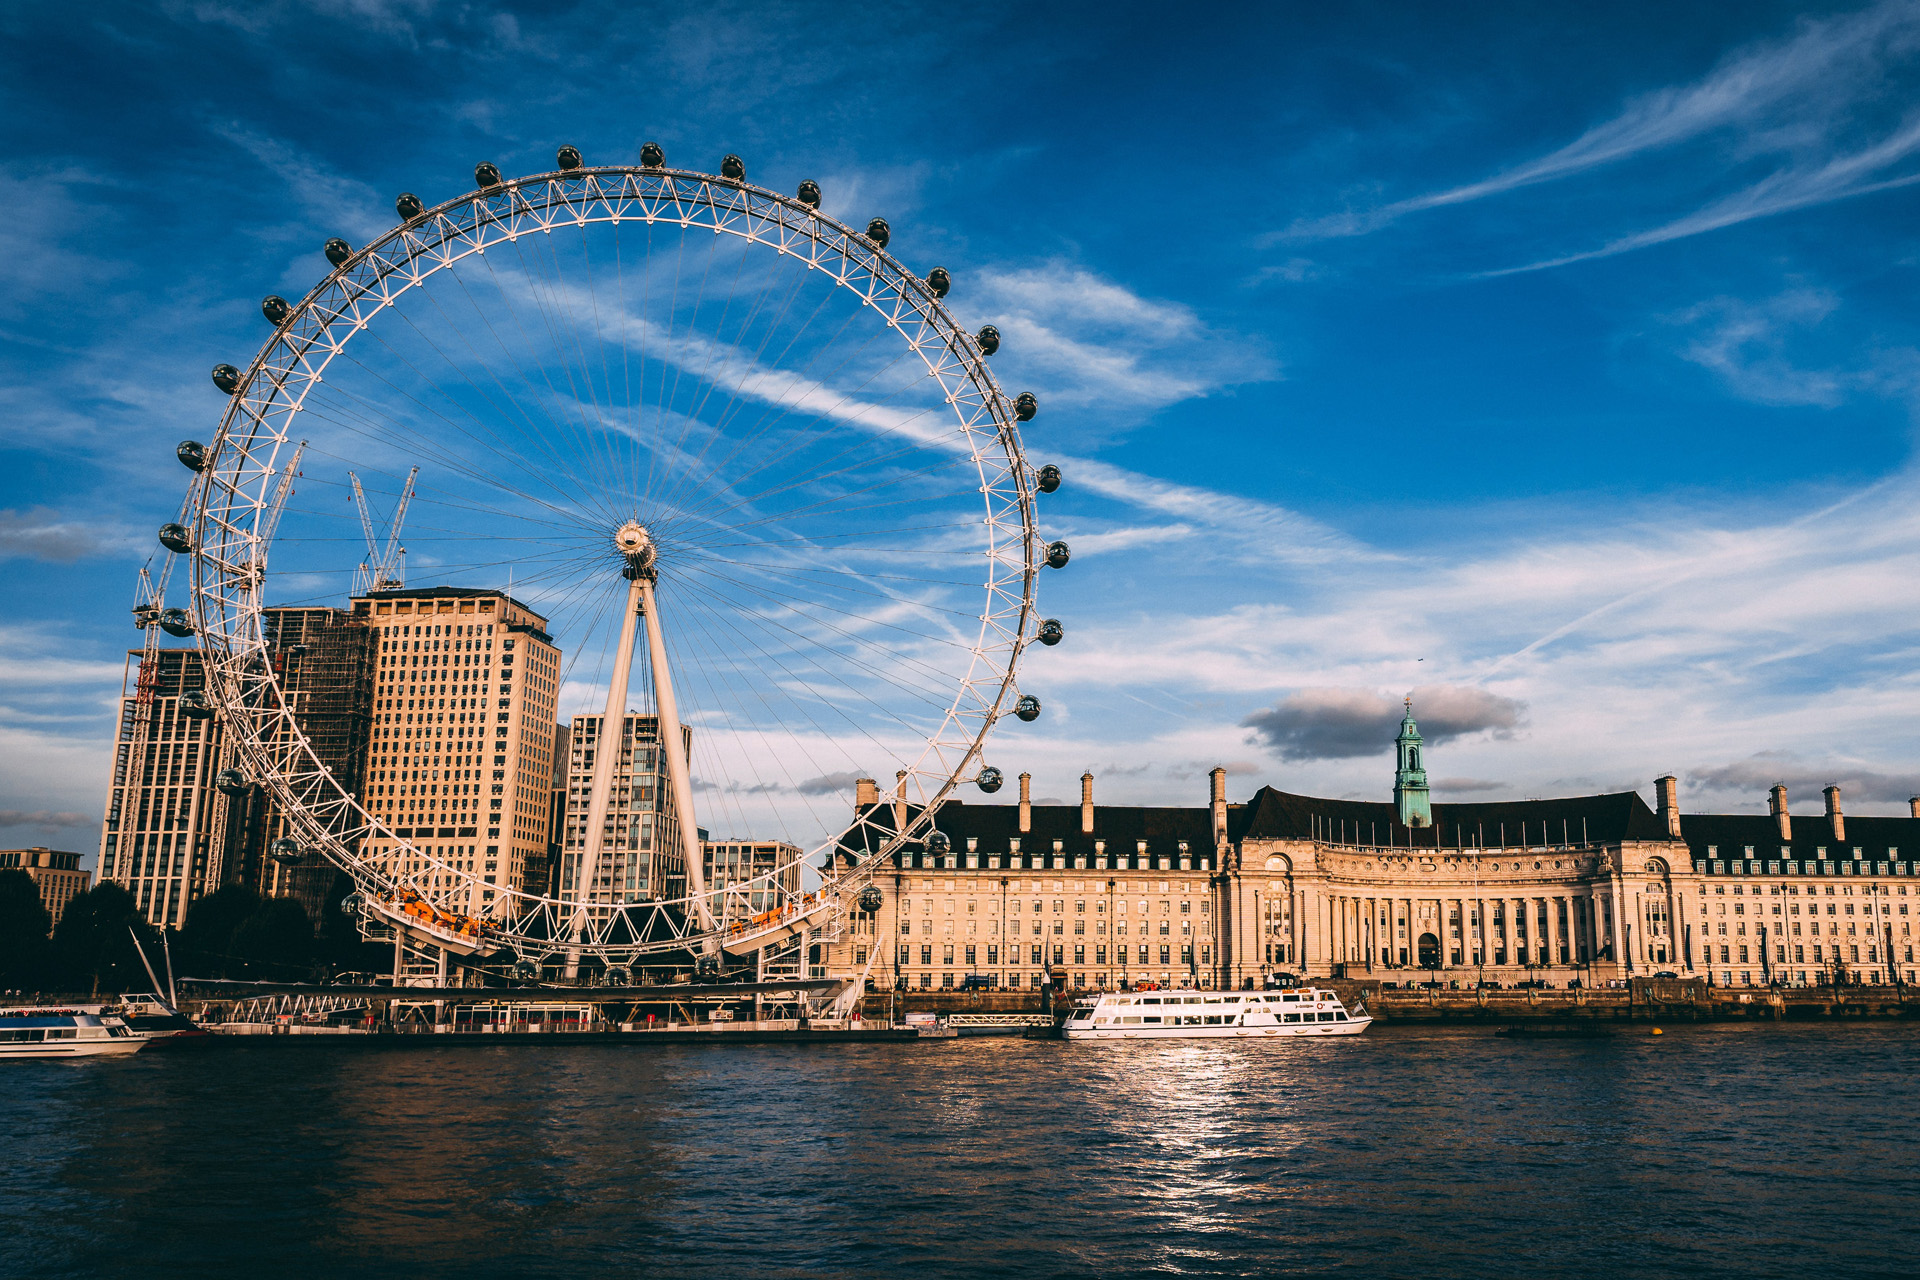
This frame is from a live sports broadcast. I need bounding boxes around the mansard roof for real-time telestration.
[842,798,1217,858]
[1677,811,1920,860]
[1228,782,1681,852]
[1227,785,1676,847]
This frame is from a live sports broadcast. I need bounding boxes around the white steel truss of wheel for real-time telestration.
[172,152,1056,969]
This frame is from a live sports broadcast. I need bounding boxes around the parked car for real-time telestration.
[957,975,993,992]
[1652,970,1679,979]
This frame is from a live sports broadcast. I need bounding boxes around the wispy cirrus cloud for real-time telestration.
[1280,1,1920,270]
[1663,286,1920,408]
[969,260,1276,412]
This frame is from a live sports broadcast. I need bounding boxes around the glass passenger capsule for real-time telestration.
[557,145,582,170]
[269,836,302,864]
[158,607,193,637]
[865,217,890,249]
[211,363,241,394]
[157,523,195,554]
[640,141,666,168]
[928,830,952,854]
[176,440,207,472]
[340,892,364,917]
[1014,392,1038,422]
[1037,618,1065,646]
[797,179,821,208]
[474,162,502,188]
[976,766,1005,794]
[261,295,290,326]
[926,267,950,298]
[976,325,1000,356]
[215,767,251,796]
[1036,464,1061,493]
[179,691,215,719]
[324,238,351,267]
[1014,695,1041,722]
[720,153,745,180]
[1044,540,1071,569]
[858,886,884,912]
[395,192,424,221]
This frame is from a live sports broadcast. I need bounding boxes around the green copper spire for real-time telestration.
[1394,697,1432,828]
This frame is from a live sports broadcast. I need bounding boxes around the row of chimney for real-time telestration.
[856,767,1234,847]
[1655,774,1920,842]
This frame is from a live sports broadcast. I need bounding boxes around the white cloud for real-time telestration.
[966,260,1275,413]
[1279,1,1920,268]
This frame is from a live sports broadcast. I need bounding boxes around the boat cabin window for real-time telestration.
[1283,1013,1301,1024]
[1282,993,1300,1002]
[1141,997,1160,1005]
[1334,1012,1348,1021]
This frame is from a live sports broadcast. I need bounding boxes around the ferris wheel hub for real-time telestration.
[613,520,657,579]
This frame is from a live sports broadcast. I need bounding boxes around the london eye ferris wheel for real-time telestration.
[152,144,1068,974]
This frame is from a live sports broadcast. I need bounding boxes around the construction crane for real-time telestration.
[350,467,417,595]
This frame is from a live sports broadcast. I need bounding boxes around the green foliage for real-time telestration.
[179,885,322,979]
[49,882,163,996]
[0,869,52,989]
[230,897,315,977]
[180,884,265,978]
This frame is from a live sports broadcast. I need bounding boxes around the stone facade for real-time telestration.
[821,713,1920,992]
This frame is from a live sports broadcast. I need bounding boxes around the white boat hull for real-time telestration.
[1065,1016,1373,1040]
[0,1036,147,1059]
[1060,986,1373,1041]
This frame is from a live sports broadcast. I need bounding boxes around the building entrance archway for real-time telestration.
[1417,933,1441,969]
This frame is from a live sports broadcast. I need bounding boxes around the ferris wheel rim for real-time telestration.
[180,157,1043,962]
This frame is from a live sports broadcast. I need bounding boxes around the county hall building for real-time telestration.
[824,706,1920,992]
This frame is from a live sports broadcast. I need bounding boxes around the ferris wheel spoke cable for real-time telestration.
[660,343,936,528]
[410,280,628,523]
[444,262,631,501]
[663,295,881,517]
[673,556,980,662]
[675,560,970,698]
[671,585,911,787]
[471,248,634,521]
[669,389,955,536]
[654,244,824,510]
[669,570,957,724]
[318,351,612,529]
[362,315,628,536]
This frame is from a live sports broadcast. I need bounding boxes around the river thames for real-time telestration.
[3,1022,1916,1278]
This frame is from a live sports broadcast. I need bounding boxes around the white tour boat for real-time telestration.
[0,1006,148,1058]
[1062,987,1372,1040]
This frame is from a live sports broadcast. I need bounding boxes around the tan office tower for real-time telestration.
[560,714,694,904]
[97,647,238,928]
[351,588,561,919]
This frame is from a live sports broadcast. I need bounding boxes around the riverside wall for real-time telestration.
[862,978,1920,1023]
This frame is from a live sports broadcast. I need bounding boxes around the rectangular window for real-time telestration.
[920,945,932,965]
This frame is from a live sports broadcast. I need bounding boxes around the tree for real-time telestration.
[230,897,315,978]
[180,884,265,979]
[50,882,162,996]
[0,870,52,990]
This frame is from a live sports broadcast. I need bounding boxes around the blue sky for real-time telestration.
[8,0,1920,859]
